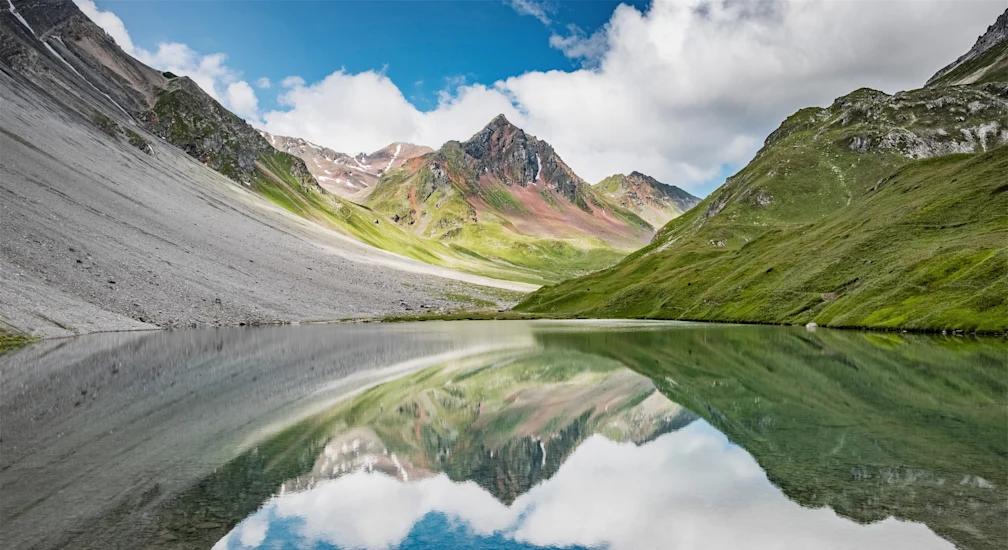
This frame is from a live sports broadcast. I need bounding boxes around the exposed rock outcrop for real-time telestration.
[462,114,588,207]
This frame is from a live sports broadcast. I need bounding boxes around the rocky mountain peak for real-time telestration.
[596,171,701,227]
[458,114,585,205]
[261,132,433,197]
[486,113,515,129]
[627,171,662,188]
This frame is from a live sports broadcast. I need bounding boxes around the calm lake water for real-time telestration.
[1,321,1005,550]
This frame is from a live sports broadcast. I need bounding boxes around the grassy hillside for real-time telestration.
[518,82,1008,332]
[248,151,562,285]
[364,129,654,282]
[146,82,570,285]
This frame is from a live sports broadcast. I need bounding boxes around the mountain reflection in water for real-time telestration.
[216,423,950,550]
[2,321,1003,550]
[201,326,1004,550]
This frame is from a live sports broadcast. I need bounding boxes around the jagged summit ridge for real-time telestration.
[594,171,701,227]
[456,114,584,203]
[260,130,433,197]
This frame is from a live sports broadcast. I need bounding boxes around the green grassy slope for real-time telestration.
[518,83,1008,332]
[364,145,643,283]
[250,151,559,285]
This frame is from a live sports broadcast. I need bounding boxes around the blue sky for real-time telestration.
[83,0,1004,196]
[97,0,647,112]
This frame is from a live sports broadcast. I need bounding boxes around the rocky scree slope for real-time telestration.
[1,0,551,288]
[0,1,665,287]
[0,0,520,337]
[518,10,1008,333]
[594,171,700,228]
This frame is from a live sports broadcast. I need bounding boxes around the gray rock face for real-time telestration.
[927,8,1008,86]
[1,0,166,117]
[462,114,585,205]
[836,84,1008,160]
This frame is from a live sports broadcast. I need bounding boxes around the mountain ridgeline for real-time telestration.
[594,171,701,227]
[518,9,1008,333]
[2,0,486,282]
[2,0,696,286]
[364,115,696,279]
[0,0,318,193]
[260,132,433,198]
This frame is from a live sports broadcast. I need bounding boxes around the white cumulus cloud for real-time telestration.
[226,81,260,121]
[259,0,1003,194]
[72,0,134,53]
[255,77,271,89]
[75,0,1004,195]
[549,24,608,67]
[280,75,306,89]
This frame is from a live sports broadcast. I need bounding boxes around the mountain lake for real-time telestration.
[1,321,1004,550]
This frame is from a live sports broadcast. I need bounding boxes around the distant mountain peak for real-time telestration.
[595,172,700,227]
[261,131,432,197]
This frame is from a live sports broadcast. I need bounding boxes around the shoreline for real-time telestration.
[3,310,1004,352]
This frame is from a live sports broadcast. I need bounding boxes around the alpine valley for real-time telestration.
[2,4,1008,550]
[0,0,695,340]
[0,0,1005,339]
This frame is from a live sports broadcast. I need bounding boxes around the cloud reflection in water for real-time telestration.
[215,422,951,550]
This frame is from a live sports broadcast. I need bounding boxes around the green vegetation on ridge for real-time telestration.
[365,158,639,283]
[519,80,1008,332]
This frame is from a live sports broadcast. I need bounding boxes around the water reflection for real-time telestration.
[2,322,1004,550]
[217,423,950,550]
[200,328,1005,550]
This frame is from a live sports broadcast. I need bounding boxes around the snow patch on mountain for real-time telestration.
[385,143,402,172]
[7,0,36,36]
